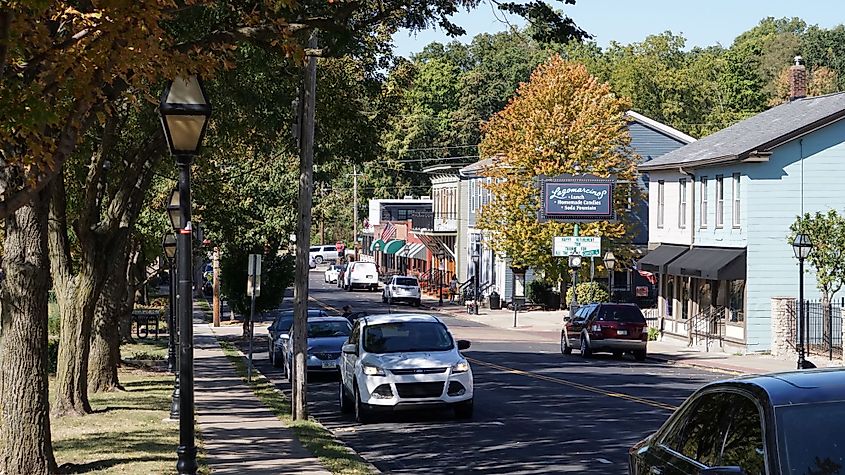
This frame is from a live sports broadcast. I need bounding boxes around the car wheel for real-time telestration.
[354,383,371,423]
[560,332,572,355]
[339,381,353,414]
[454,398,474,420]
[315,256,323,264]
[633,349,647,362]
[580,336,592,358]
[612,351,623,359]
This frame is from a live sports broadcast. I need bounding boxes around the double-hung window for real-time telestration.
[657,180,665,228]
[732,173,741,228]
[678,179,687,229]
[716,175,724,228]
[700,177,708,228]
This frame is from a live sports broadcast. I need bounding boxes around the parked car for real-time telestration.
[629,368,845,475]
[342,261,379,291]
[267,309,328,367]
[324,265,341,284]
[309,245,338,265]
[338,313,474,423]
[282,316,352,378]
[382,275,421,307]
[560,303,648,361]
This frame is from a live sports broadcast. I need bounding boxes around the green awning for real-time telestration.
[383,239,405,255]
[370,239,385,252]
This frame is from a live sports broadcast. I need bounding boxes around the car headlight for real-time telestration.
[362,364,385,376]
[451,359,470,373]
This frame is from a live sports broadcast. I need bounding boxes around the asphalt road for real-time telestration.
[254,271,723,474]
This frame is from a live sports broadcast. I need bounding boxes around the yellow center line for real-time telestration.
[308,294,676,412]
[467,357,679,412]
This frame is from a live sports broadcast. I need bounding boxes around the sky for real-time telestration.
[391,0,844,58]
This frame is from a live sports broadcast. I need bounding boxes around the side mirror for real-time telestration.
[563,316,571,322]
[457,340,471,351]
[342,343,358,355]
[700,467,746,475]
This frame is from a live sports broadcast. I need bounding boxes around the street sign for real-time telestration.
[247,254,262,297]
[552,236,602,257]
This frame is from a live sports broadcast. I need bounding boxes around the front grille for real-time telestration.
[390,367,447,375]
[395,382,445,399]
[312,352,340,360]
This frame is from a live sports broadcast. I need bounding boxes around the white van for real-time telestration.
[343,262,379,291]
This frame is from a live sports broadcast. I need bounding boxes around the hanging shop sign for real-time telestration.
[538,175,616,222]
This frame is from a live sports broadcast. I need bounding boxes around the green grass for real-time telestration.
[195,299,211,312]
[218,341,374,475]
[51,369,208,474]
[122,339,169,360]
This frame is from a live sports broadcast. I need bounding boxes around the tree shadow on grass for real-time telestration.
[59,455,164,474]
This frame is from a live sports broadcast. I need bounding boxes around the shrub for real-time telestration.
[647,327,660,341]
[565,282,609,305]
[527,279,551,304]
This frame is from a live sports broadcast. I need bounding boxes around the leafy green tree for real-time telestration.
[477,56,638,279]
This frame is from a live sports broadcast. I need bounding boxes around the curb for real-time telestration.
[644,354,745,376]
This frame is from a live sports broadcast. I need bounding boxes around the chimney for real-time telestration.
[789,55,807,101]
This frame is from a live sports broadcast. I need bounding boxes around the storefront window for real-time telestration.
[729,280,745,323]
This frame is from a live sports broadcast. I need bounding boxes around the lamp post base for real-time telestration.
[170,375,180,420]
[176,445,198,475]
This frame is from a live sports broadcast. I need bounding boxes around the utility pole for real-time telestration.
[292,31,318,422]
[212,247,220,327]
[349,165,363,260]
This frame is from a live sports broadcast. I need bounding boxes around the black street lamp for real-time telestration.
[792,233,813,370]
[568,254,583,315]
[471,245,480,315]
[159,75,211,475]
[162,233,179,420]
[603,251,616,302]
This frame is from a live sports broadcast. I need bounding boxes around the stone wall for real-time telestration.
[771,297,797,358]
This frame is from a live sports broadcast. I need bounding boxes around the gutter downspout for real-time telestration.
[680,167,696,345]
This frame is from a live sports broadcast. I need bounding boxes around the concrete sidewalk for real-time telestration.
[421,294,841,376]
[193,320,330,474]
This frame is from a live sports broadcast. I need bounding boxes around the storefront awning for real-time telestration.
[370,239,384,252]
[398,243,427,260]
[383,239,405,255]
[638,244,689,273]
[667,246,746,280]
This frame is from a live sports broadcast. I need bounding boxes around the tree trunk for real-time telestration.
[88,239,130,393]
[53,268,103,416]
[119,244,142,343]
[0,192,58,473]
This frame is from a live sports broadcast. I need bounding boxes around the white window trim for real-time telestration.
[732,173,741,228]
[678,179,687,229]
[700,177,708,228]
[715,175,724,228]
[657,180,665,228]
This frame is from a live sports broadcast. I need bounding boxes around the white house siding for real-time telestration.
[742,119,845,350]
[647,170,692,247]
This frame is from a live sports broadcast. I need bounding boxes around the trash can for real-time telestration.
[489,291,501,310]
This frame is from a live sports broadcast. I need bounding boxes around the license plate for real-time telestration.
[617,329,628,335]
[321,361,337,369]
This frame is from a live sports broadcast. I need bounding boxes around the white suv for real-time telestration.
[309,245,338,265]
[382,276,421,307]
[338,314,474,423]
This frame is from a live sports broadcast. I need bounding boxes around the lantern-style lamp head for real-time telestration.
[792,233,813,260]
[603,251,617,271]
[162,233,177,262]
[167,187,182,231]
[159,76,211,156]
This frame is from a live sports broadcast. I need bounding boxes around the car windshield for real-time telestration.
[363,321,454,354]
[596,306,646,323]
[307,321,351,338]
[776,401,845,474]
[271,310,325,332]
[395,278,418,286]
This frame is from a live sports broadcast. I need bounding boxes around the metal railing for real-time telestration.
[688,305,726,351]
[790,299,843,360]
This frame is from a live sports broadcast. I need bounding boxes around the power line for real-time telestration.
[395,155,480,163]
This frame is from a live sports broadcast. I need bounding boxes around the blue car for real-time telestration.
[282,316,352,378]
[266,309,327,368]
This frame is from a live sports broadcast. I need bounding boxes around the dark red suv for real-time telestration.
[560,303,648,361]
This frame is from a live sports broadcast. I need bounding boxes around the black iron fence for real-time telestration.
[790,299,843,360]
